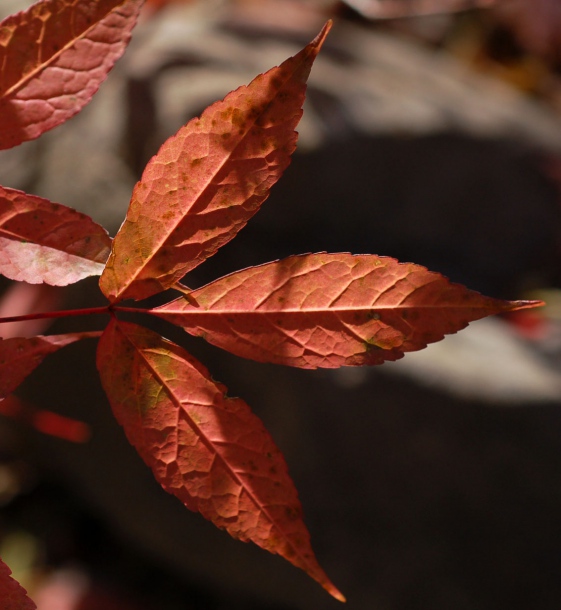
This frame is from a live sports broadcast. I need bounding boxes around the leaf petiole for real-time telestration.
[0,305,113,325]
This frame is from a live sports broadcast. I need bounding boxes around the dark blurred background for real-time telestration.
[2,1,561,608]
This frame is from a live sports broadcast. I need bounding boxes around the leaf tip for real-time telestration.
[505,299,546,312]
[329,587,347,603]
[312,20,333,52]
[312,562,346,602]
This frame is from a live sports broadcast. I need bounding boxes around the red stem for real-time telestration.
[0,304,155,325]
[0,305,111,325]
[110,306,148,315]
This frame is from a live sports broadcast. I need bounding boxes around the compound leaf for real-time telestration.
[0,331,101,398]
[0,186,112,285]
[96,318,345,602]
[0,0,143,150]
[151,253,544,369]
[99,21,332,303]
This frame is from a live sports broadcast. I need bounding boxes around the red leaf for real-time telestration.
[0,395,91,443]
[99,21,332,303]
[0,186,112,286]
[96,318,345,602]
[0,331,101,398]
[0,556,36,610]
[0,282,61,338]
[0,0,143,150]
[151,253,544,369]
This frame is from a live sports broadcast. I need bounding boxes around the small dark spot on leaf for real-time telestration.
[284,506,300,521]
